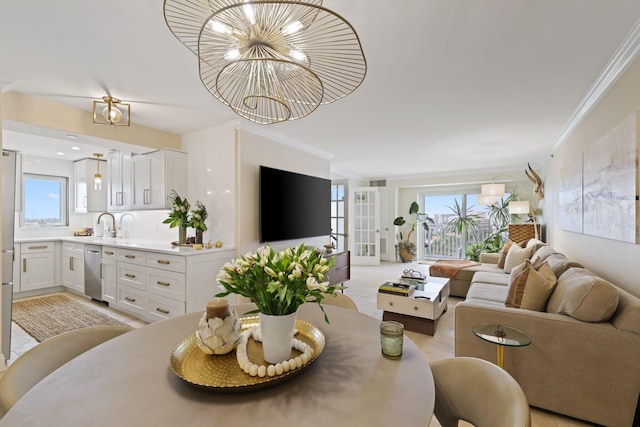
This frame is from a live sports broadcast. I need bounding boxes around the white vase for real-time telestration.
[259,311,297,364]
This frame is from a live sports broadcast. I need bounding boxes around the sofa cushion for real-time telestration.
[466,283,508,303]
[497,240,525,268]
[471,271,510,287]
[503,244,534,274]
[525,238,547,253]
[545,253,583,278]
[610,288,640,334]
[547,268,620,322]
[505,261,557,311]
[530,245,555,265]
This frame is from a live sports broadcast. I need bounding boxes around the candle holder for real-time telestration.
[195,299,242,355]
[380,321,404,359]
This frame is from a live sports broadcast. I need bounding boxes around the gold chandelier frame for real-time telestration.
[163,0,367,124]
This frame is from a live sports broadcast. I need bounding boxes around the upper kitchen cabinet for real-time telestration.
[74,158,108,213]
[110,149,187,211]
[108,151,132,211]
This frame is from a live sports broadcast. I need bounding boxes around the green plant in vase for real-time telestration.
[188,201,208,245]
[393,201,434,262]
[163,190,190,244]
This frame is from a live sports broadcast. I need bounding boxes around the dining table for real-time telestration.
[0,303,435,427]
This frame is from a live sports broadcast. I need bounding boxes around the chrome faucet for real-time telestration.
[97,212,117,237]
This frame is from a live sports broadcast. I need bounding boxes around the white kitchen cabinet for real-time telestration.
[62,242,84,294]
[101,247,117,305]
[108,151,132,211]
[74,158,108,213]
[131,149,188,210]
[20,242,55,292]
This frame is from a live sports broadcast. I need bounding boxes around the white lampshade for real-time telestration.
[508,200,530,214]
[480,183,505,197]
[478,194,501,205]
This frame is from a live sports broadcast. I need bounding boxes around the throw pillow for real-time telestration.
[525,238,547,253]
[530,245,555,265]
[505,261,557,311]
[497,240,525,269]
[503,244,533,274]
[546,268,620,322]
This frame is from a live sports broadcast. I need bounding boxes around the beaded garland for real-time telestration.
[236,327,314,378]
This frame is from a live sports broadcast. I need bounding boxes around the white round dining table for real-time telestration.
[0,303,435,427]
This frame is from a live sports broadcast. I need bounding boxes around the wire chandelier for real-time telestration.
[163,0,367,124]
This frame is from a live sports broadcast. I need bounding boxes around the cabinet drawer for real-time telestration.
[147,268,186,301]
[117,249,146,266]
[116,285,147,317]
[377,291,446,320]
[62,242,84,254]
[102,247,117,260]
[147,293,185,322]
[146,253,186,273]
[330,251,350,268]
[21,241,54,254]
[328,266,350,285]
[117,263,146,291]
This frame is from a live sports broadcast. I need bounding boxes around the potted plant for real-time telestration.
[215,243,341,363]
[163,190,190,244]
[188,200,208,245]
[393,201,434,262]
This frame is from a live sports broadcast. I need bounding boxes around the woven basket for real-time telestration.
[508,224,541,243]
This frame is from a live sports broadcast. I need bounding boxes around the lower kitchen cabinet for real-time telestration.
[62,242,85,294]
[20,242,55,292]
[101,247,117,305]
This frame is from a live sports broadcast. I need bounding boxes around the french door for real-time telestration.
[349,187,380,265]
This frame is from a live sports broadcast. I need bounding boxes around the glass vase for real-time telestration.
[195,230,203,245]
[178,220,187,245]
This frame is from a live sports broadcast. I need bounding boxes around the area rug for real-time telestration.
[12,294,130,342]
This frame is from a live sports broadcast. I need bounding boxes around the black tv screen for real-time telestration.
[259,166,331,243]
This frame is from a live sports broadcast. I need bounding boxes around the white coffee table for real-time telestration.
[377,276,450,335]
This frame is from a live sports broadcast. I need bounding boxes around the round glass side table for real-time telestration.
[472,324,531,368]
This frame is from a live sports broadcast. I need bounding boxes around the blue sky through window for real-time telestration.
[23,176,62,223]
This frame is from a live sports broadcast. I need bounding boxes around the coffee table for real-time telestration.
[377,276,450,335]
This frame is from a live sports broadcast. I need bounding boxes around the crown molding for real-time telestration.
[554,17,640,150]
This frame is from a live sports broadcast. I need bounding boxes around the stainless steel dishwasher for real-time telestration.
[84,245,103,301]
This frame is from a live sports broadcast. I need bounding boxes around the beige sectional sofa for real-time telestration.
[444,240,640,427]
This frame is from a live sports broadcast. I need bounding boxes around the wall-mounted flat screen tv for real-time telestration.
[259,166,331,243]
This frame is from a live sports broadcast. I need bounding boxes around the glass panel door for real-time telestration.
[349,187,380,265]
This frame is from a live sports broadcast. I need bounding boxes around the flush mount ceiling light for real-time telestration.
[163,0,367,125]
[93,96,130,126]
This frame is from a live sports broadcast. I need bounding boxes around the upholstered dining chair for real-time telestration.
[429,357,531,427]
[319,292,359,311]
[0,325,133,418]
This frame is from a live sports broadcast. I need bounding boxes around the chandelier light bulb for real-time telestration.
[210,20,231,35]
[288,48,306,62]
[282,21,303,35]
[224,48,241,61]
[102,105,122,123]
[243,3,256,25]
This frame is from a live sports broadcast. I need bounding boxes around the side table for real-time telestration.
[472,324,531,368]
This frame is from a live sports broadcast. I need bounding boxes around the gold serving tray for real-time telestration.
[170,316,325,392]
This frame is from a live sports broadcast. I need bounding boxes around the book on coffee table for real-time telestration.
[378,282,416,296]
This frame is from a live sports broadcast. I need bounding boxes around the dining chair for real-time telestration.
[319,292,359,311]
[429,356,531,427]
[0,325,133,418]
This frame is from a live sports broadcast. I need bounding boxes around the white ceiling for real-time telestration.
[1,1,640,179]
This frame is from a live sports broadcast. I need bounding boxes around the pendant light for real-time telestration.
[94,153,103,190]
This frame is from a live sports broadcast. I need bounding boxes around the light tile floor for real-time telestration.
[8,263,596,426]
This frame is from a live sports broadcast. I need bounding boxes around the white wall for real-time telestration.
[236,128,331,255]
[547,54,640,297]
[181,121,238,250]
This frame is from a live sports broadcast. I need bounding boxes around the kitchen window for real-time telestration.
[21,173,68,227]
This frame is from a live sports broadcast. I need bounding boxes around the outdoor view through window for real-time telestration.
[22,174,67,226]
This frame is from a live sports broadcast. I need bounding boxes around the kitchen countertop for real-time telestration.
[15,236,235,257]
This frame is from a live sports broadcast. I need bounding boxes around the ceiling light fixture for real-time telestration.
[93,96,130,126]
[94,153,103,190]
[163,0,367,125]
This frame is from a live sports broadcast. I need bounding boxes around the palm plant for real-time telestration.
[446,199,481,243]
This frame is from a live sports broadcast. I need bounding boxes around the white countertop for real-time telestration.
[15,236,235,257]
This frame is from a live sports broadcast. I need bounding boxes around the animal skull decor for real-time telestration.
[525,163,544,202]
